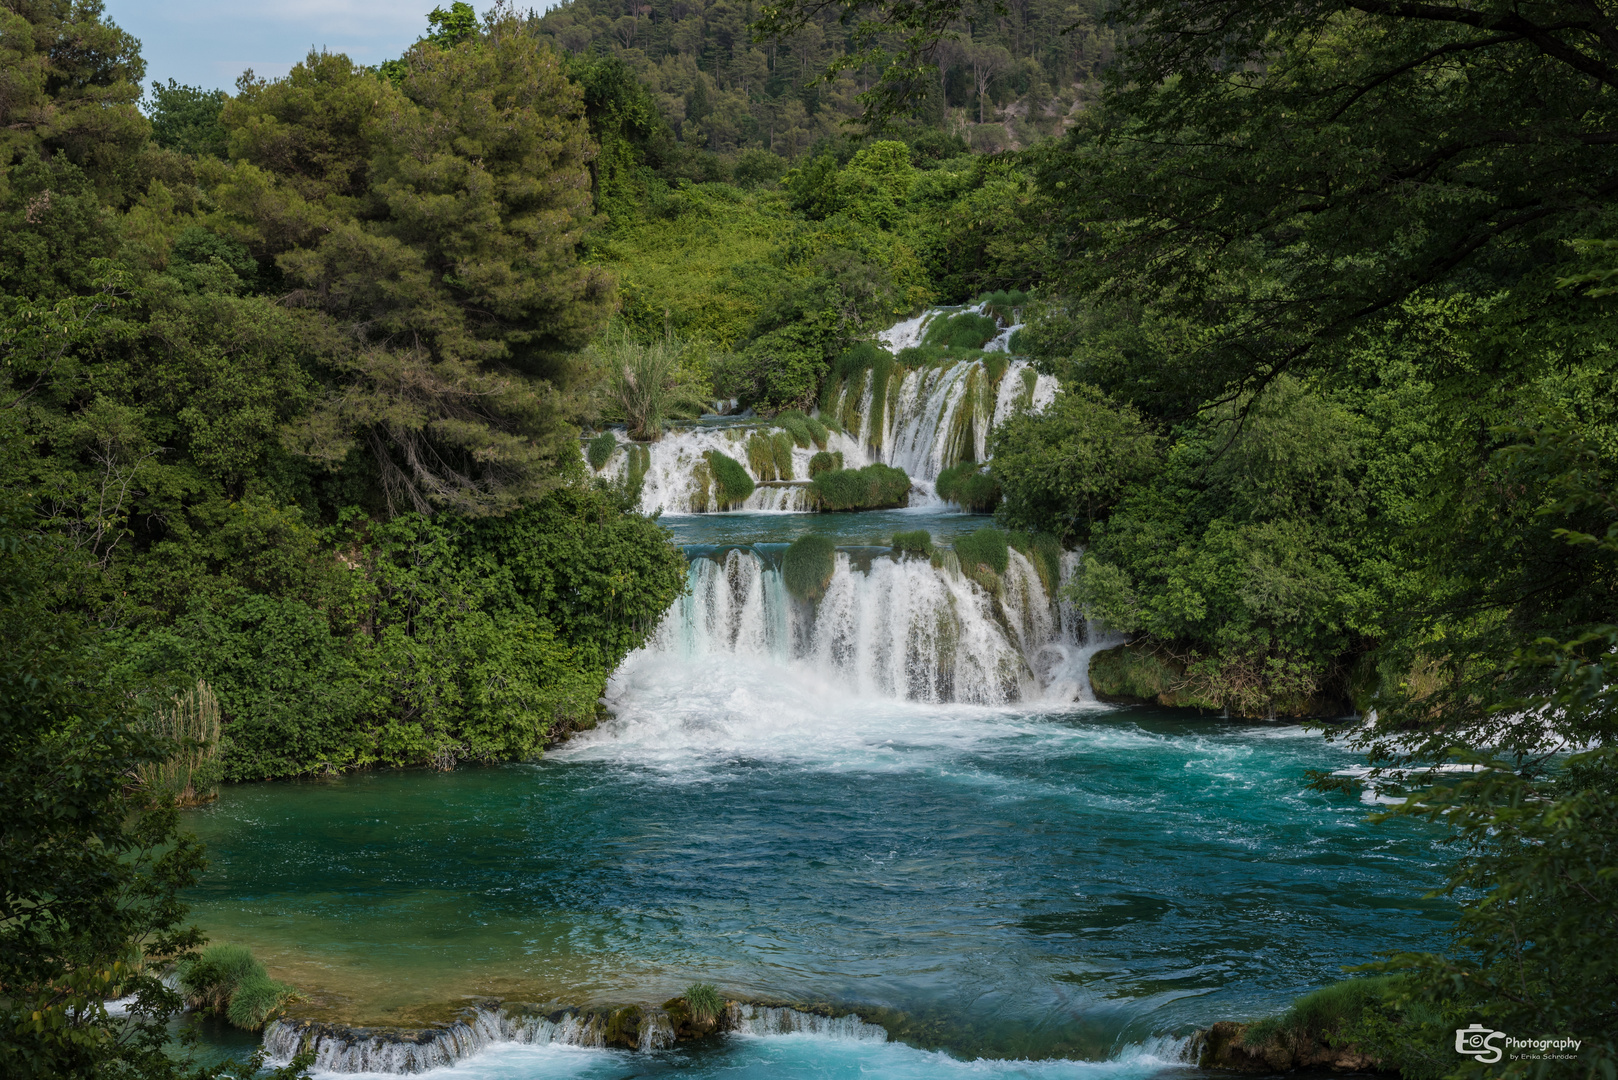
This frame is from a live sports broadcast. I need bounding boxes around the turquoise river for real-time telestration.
[184,507,1453,1079]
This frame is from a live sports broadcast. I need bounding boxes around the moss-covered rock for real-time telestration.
[809,464,911,511]
[705,450,755,508]
[1087,643,1219,710]
[783,535,837,601]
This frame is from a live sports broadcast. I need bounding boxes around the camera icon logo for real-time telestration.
[1455,1024,1506,1064]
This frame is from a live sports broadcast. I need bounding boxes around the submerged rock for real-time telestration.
[1190,1020,1385,1074]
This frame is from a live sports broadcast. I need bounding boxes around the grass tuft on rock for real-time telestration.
[893,529,932,556]
[935,461,1000,512]
[586,430,618,471]
[809,464,912,511]
[685,982,723,1024]
[181,944,296,1031]
[771,430,795,480]
[783,534,837,601]
[808,450,843,477]
[705,450,755,508]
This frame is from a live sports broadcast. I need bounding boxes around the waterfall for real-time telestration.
[596,305,1059,517]
[263,1002,874,1074]
[644,546,1112,705]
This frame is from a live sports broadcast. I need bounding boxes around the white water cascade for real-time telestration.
[640,546,1114,706]
[597,304,1059,516]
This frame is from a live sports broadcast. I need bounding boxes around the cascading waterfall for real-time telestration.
[598,304,1059,516]
[645,545,1112,705]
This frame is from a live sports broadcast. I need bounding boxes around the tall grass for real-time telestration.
[136,681,221,807]
[592,328,709,441]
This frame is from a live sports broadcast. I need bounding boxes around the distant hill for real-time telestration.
[531,0,1115,156]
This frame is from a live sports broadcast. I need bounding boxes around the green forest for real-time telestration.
[3,0,1615,1075]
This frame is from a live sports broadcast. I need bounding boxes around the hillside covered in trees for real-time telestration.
[532,0,1114,153]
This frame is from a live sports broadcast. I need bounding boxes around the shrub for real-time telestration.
[810,464,912,511]
[705,450,755,508]
[181,944,262,1015]
[586,430,617,470]
[783,535,837,601]
[808,450,844,477]
[893,529,933,556]
[935,461,1001,511]
[685,982,724,1024]
[953,527,1009,575]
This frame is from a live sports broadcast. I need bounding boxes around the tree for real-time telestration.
[144,81,228,158]
[0,427,200,1078]
[219,16,613,516]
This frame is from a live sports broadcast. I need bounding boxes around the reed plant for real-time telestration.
[136,681,222,807]
[808,450,843,477]
[746,432,778,481]
[953,527,1009,575]
[592,327,709,441]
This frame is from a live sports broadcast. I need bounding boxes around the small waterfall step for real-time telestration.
[263,999,886,1074]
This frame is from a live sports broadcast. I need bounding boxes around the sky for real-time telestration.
[102,1,548,92]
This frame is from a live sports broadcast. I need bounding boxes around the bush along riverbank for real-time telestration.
[1189,976,1456,1077]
